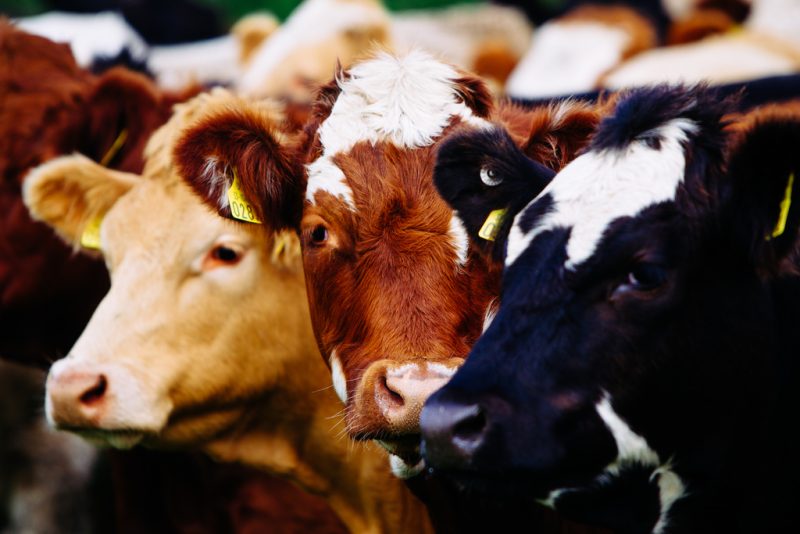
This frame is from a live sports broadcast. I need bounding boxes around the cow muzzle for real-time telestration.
[46,358,171,448]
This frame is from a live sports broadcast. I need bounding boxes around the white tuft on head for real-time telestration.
[506,118,697,268]
[330,350,348,405]
[305,50,490,206]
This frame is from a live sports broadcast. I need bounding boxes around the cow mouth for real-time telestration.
[376,437,426,478]
[65,427,146,450]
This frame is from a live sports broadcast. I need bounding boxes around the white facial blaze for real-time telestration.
[330,350,348,405]
[506,119,697,268]
[305,50,490,206]
[596,393,686,533]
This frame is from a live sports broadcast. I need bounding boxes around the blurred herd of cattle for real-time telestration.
[1,0,799,532]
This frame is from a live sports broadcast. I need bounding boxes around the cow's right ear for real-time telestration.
[173,106,304,230]
[23,154,138,250]
[434,125,555,260]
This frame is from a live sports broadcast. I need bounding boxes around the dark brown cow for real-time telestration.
[174,50,600,479]
[0,21,343,533]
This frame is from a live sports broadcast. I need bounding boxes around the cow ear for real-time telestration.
[173,105,304,231]
[726,111,800,272]
[82,67,168,172]
[522,100,600,171]
[23,154,138,250]
[434,124,555,260]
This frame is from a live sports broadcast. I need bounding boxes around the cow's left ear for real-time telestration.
[726,110,800,272]
[81,67,169,172]
[434,124,555,260]
[173,103,304,231]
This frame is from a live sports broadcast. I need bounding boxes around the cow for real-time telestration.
[505,5,656,99]
[420,85,800,533]
[172,50,601,479]
[24,88,434,534]
[0,22,337,534]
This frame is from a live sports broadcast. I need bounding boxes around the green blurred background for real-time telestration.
[0,0,482,25]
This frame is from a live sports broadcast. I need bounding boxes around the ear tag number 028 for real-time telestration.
[227,168,262,224]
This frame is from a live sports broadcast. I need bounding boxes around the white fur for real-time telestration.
[330,350,348,404]
[16,11,148,67]
[747,0,800,50]
[389,453,426,479]
[603,34,799,89]
[506,22,629,99]
[238,0,390,95]
[481,300,498,333]
[506,119,696,268]
[149,36,241,90]
[305,157,355,207]
[449,214,470,265]
[596,393,686,533]
[306,50,490,205]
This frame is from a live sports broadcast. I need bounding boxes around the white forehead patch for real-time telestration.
[506,119,697,268]
[305,50,490,206]
[305,157,354,207]
[330,350,348,405]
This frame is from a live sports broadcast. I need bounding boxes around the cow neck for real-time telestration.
[204,348,433,534]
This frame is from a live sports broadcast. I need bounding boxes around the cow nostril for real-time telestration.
[79,374,107,405]
[379,375,405,408]
[453,408,487,445]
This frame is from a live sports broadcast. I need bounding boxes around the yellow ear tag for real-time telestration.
[478,208,508,241]
[99,129,128,167]
[227,168,262,224]
[80,214,103,250]
[770,172,794,239]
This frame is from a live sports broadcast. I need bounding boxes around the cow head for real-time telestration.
[421,86,800,530]
[176,51,600,477]
[24,90,317,451]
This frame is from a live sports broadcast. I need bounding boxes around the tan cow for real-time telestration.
[23,89,432,534]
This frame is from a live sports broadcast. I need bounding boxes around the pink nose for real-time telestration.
[374,364,455,433]
[47,368,109,428]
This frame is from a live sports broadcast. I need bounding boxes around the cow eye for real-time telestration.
[626,263,667,291]
[310,225,328,245]
[212,245,240,263]
[480,166,502,186]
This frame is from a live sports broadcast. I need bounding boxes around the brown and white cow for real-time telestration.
[174,51,600,477]
[24,89,433,534]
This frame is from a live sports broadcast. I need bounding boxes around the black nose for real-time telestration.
[421,398,487,469]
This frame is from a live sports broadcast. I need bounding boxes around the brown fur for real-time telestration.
[667,9,737,45]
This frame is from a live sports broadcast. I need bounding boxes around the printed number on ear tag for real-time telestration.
[478,209,508,241]
[227,169,262,224]
[81,215,103,250]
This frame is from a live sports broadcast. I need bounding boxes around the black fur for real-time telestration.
[422,86,800,533]
[434,125,555,260]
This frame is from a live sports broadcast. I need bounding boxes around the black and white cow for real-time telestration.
[421,85,800,533]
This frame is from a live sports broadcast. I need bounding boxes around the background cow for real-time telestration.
[421,86,800,533]
[24,88,434,534]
